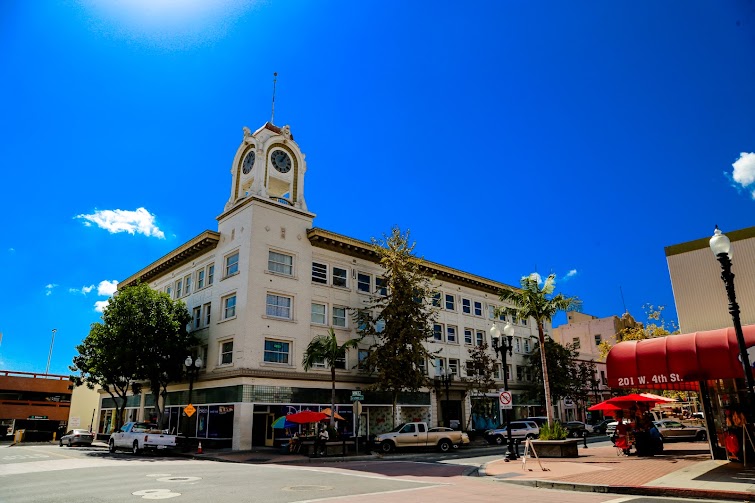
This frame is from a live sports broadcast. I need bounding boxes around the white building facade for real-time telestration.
[96,122,550,449]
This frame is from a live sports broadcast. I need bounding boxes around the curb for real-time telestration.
[499,478,755,502]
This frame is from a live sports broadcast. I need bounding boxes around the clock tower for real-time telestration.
[225,122,308,213]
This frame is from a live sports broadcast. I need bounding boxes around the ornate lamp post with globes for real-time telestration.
[489,322,517,460]
[710,226,755,417]
[182,355,203,438]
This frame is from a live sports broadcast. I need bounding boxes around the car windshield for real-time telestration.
[389,423,407,433]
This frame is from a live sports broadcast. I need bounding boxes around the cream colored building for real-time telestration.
[665,226,755,333]
[95,122,550,449]
[552,311,640,421]
[66,385,101,431]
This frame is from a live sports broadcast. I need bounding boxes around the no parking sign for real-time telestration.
[499,391,513,410]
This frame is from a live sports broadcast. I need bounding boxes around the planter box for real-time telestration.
[530,439,580,458]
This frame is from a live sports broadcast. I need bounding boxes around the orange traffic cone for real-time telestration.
[197,442,203,454]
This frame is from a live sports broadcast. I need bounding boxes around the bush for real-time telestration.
[538,422,568,440]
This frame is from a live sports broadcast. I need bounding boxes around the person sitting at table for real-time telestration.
[289,431,300,453]
[615,419,631,455]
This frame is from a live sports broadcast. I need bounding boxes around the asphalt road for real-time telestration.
[0,442,722,503]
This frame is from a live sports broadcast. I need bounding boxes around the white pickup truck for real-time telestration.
[108,422,180,454]
[373,422,469,453]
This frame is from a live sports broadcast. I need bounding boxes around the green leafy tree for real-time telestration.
[70,283,195,430]
[464,342,498,431]
[498,273,581,426]
[598,304,679,359]
[522,338,578,404]
[302,328,360,427]
[354,227,438,427]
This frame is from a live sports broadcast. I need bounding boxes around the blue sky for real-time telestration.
[1,1,754,375]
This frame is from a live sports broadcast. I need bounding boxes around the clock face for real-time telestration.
[242,151,255,174]
[271,150,292,173]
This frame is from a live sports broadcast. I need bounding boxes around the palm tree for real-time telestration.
[302,328,360,427]
[498,273,581,427]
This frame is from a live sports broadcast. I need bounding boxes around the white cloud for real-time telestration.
[45,283,58,296]
[69,284,96,295]
[75,207,165,238]
[94,300,110,313]
[97,280,119,296]
[8,248,14,252]
[731,152,755,200]
[565,269,577,278]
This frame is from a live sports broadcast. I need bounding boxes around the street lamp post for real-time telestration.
[710,226,755,417]
[45,329,57,375]
[489,322,517,460]
[436,367,454,427]
[182,355,203,438]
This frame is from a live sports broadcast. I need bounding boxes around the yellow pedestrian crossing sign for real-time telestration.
[184,404,196,417]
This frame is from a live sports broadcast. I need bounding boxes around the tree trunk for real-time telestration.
[538,322,554,427]
[110,390,127,431]
[330,367,336,428]
[392,392,398,429]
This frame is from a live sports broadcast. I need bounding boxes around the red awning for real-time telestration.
[607,325,755,389]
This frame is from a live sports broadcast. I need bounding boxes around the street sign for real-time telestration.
[351,390,364,401]
[28,415,48,420]
[354,401,363,415]
[564,398,575,408]
[184,404,196,417]
[499,391,513,410]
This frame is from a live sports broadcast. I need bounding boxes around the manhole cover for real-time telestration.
[283,485,334,492]
[155,476,202,483]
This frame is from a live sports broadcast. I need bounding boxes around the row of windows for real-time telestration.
[163,251,242,300]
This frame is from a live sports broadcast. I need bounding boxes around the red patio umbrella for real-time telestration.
[606,393,662,405]
[588,402,623,412]
[286,411,328,424]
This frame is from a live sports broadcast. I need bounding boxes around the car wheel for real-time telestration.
[438,440,452,453]
[108,439,116,454]
[494,435,504,445]
[380,441,394,454]
[697,431,707,441]
[132,440,140,455]
[525,434,535,440]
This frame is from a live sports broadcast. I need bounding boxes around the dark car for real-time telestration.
[563,421,588,438]
[591,419,613,435]
[525,417,549,427]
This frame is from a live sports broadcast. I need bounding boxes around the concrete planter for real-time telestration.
[530,439,580,458]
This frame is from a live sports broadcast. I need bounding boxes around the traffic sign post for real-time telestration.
[350,390,364,402]
[499,391,513,410]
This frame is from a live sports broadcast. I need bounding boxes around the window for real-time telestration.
[193,307,201,329]
[358,349,370,369]
[476,330,485,346]
[175,279,183,298]
[196,269,205,289]
[225,252,239,277]
[505,364,511,380]
[184,275,191,296]
[334,355,346,369]
[464,328,473,345]
[203,303,211,326]
[311,357,327,369]
[375,277,387,296]
[447,325,457,343]
[434,358,446,376]
[600,370,607,385]
[332,306,347,327]
[332,267,348,288]
[465,360,476,377]
[521,318,527,326]
[516,366,526,381]
[207,264,215,285]
[266,294,292,319]
[222,294,236,319]
[264,339,290,364]
[268,251,293,276]
[165,286,172,297]
[572,337,581,349]
[448,358,460,375]
[474,301,482,316]
[594,334,602,346]
[431,292,441,307]
[524,338,530,353]
[515,337,521,352]
[462,298,471,314]
[433,324,443,342]
[488,305,496,319]
[417,356,426,374]
[496,363,503,380]
[357,272,371,293]
[220,341,233,365]
[445,294,455,310]
[311,303,326,324]
[375,319,385,333]
[312,262,327,284]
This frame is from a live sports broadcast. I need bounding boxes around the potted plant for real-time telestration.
[531,422,580,458]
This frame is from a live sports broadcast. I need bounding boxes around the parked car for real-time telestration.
[605,419,630,437]
[654,420,708,441]
[525,417,549,427]
[108,422,181,454]
[591,419,613,435]
[59,429,94,447]
[372,422,469,453]
[484,420,540,445]
[563,421,589,438]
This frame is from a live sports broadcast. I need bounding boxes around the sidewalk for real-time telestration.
[482,441,755,501]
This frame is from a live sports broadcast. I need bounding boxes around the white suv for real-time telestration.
[484,420,540,445]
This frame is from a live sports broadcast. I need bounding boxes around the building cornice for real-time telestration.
[120,231,221,288]
[665,225,755,257]
[217,195,315,222]
[307,228,517,295]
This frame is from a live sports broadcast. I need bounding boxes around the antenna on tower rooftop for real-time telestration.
[620,285,628,313]
[270,72,278,124]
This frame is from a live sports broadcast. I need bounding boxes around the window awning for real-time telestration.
[607,325,755,389]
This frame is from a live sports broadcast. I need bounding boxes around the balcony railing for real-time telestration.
[0,370,70,380]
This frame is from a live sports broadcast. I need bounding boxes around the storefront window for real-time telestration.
[208,405,234,438]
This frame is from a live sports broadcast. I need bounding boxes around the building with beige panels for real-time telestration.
[665,225,755,334]
[551,311,640,422]
[96,122,550,450]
